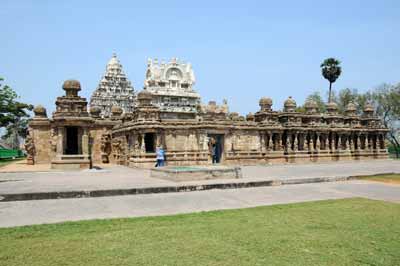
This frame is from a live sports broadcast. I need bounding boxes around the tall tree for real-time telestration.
[372,83,400,158]
[320,58,342,103]
[0,77,33,149]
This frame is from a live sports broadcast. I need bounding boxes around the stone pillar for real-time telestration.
[362,135,367,150]
[309,134,314,152]
[278,133,283,151]
[285,134,290,152]
[57,126,64,155]
[349,135,355,151]
[315,133,320,151]
[340,134,347,150]
[331,133,336,152]
[260,133,265,152]
[380,133,386,149]
[271,133,276,151]
[337,134,342,151]
[141,134,146,153]
[298,133,303,151]
[293,133,298,152]
[368,134,373,150]
[82,127,89,156]
[156,133,162,147]
[357,134,361,151]
[77,128,82,154]
[204,135,210,151]
[324,134,329,151]
[268,133,273,151]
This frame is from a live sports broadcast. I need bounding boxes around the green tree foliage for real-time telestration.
[372,83,400,158]
[330,88,371,114]
[320,58,342,103]
[0,77,33,149]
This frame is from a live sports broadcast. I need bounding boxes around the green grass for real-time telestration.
[0,198,400,266]
[357,174,400,184]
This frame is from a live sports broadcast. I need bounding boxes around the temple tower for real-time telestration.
[90,53,135,118]
[143,57,201,119]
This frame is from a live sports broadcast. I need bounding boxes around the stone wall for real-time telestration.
[29,121,52,164]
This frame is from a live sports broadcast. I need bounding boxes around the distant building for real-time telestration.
[90,54,135,118]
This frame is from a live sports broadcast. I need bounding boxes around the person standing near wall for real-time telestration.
[212,143,217,164]
[155,145,165,167]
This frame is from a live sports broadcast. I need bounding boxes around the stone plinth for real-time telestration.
[51,155,90,170]
[151,165,242,182]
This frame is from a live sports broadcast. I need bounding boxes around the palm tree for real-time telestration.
[320,58,342,103]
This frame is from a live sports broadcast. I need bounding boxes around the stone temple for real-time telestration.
[90,54,135,118]
[144,58,200,119]
[26,56,389,169]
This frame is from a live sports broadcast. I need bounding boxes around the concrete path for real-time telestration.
[0,180,399,228]
[0,160,399,196]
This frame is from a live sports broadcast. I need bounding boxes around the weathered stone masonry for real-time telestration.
[27,57,388,169]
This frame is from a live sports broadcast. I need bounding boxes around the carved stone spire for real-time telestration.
[90,53,135,118]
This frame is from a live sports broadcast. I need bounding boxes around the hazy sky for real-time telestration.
[1,0,399,115]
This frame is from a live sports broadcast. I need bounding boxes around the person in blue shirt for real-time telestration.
[212,143,217,164]
[155,145,165,167]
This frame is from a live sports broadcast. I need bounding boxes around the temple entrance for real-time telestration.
[144,133,156,153]
[65,126,79,155]
[208,134,224,163]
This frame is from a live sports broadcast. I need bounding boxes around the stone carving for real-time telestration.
[112,138,125,164]
[259,97,273,112]
[199,100,230,121]
[284,96,297,112]
[25,133,35,165]
[50,128,58,152]
[53,80,90,118]
[304,99,318,114]
[90,53,135,118]
[100,134,112,163]
[33,105,47,118]
[144,58,200,119]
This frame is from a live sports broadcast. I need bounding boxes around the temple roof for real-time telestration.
[90,53,135,118]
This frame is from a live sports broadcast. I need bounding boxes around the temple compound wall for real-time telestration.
[26,58,389,169]
[111,92,388,168]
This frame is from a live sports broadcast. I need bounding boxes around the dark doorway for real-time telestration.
[144,133,155,153]
[208,134,224,163]
[65,126,79,154]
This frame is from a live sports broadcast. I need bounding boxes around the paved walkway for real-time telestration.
[0,160,399,195]
[0,180,399,228]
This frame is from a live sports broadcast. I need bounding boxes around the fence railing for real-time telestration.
[0,149,24,159]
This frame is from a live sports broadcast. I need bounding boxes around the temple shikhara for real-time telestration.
[90,54,135,118]
[26,55,389,169]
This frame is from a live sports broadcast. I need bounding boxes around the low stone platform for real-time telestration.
[151,165,242,182]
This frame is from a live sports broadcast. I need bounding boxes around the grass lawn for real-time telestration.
[0,198,399,266]
[357,174,400,185]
